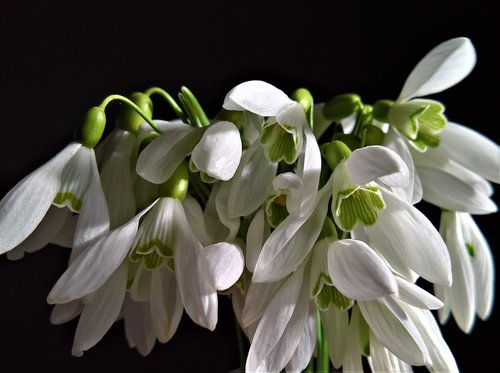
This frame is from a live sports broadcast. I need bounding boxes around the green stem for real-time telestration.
[316,311,330,372]
[99,94,162,133]
[304,357,314,373]
[144,86,188,123]
[179,86,210,127]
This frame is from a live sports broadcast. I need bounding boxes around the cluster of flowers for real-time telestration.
[0,37,498,372]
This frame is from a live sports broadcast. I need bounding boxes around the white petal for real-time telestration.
[206,182,240,242]
[252,179,331,282]
[328,239,398,301]
[242,279,284,328]
[71,149,110,259]
[440,211,476,333]
[50,300,83,325]
[383,128,422,203]
[417,165,497,214]
[312,102,331,140]
[342,304,364,372]
[199,242,244,291]
[226,141,278,218]
[366,189,452,286]
[285,303,317,373]
[71,262,127,356]
[123,295,156,356]
[246,208,269,273]
[129,264,152,302]
[398,37,476,101]
[47,201,157,303]
[345,145,409,187]
[50,213,78,248]
[99,131,137,229]
[359,298,431,366]
[192,121,242,181]
[223,80,293,116]
[394,276,443,310]
[437,121,500,183]
[369,331,413,372]
[183,195,211,245]
[272,172,303,216]
[6,206,70,260]
[295,124,321,215]
[174,200,218,331]
[402,304,459,373]
[246,266,306,372]
[0,142,80,254]
[150,266,183,343]
[460,213,495,319]
[136,121,203,184]
[320,307,349,369]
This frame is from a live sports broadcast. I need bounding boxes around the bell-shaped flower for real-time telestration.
[434,211,495,334]
[386,37,476,151]
[47,169,244,355]
[0,140,109,258]
[220,80,321,219]
[410,121,499,214]
[329,144,410,232]
[136,120,242,184]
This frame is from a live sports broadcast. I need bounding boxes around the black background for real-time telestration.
[0,1,498,372]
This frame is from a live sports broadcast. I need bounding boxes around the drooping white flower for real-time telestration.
[434,211,495,334]
[136,120,242,184]
[47,193,244,356]
[0,142,109,258]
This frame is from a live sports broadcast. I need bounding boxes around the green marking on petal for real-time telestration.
[335,185,385,231]
[265,192,289,228]
[143,250,163,270]
[465,242,475,257]
[312,272,333,297]
[418,100,447,131]
[53,192,82,212]
[261,123,300,164]
[315,283,353,311]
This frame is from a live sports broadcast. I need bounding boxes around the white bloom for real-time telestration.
[136,120,242,184]
[0,142,109,258]
[434,211,495,333]
[47,196,244,355]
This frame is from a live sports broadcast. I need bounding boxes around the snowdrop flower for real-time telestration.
[409,121,499,214]
[434,211,495,333]
[380,37,477,152]
[0,107,109,258]
[136,120,242,184]
[220,80,321,219]
[46,163,244,355]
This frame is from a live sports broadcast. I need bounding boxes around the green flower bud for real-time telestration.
[76,106,106,148]
[372,99,394,122]
[158,162,189,201]
[214,109,245,129]
[323,93,362,121]
[361,125,385,146]
[333,134,361,151]
[116,92,153,134]
[290,88,313,114]
[323,140,352,171]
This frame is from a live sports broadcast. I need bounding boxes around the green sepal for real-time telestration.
[361,125,385,147]
[322,140,352,171]
[116,92,153,134]
[159,162,189,201]
[323,93,362,121]
[76,106,106,148]
[372,99,394,122]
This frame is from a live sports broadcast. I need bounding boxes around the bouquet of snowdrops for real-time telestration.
[0,37,497,373]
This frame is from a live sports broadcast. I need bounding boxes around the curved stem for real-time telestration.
[145,86,188,123]
[316,311,330,372]
[179,86,210,127]
[99,94,162,133]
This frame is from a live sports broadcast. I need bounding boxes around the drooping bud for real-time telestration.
[76,106,106,148]
[323,140,352,170]
[323,93,362,121]
[372,99,394,123]
[116,92,153,134]
[361,125,385,146]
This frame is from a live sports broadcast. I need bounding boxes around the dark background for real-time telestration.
[0,1,498,372]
